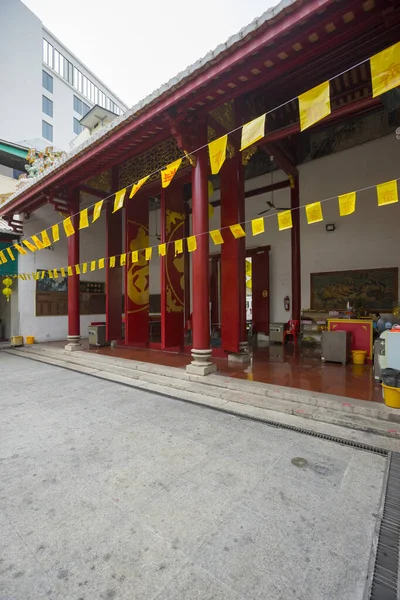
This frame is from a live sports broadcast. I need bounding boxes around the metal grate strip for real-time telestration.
[368,452,400,599]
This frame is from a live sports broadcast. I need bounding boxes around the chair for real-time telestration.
[284,319,300,344]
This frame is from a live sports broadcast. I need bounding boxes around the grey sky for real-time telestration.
[22,0,276,108]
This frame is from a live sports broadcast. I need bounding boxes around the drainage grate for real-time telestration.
[367,452,400,599]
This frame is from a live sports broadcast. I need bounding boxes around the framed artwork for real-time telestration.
[311,267,398,311]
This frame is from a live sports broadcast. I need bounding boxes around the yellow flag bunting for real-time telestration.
[161,159,182,189]
[370,41,400,98]
[299,81,331,132]
[208,135,227,175]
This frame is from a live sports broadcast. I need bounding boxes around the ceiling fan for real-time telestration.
[257,156,290,216]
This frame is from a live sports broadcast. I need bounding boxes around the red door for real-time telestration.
[251,248,270,335]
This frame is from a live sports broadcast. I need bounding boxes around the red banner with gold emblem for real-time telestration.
[161,184,185,349]
[125,196,149,345]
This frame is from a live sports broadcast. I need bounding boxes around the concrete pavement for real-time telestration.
[0,353,388,599]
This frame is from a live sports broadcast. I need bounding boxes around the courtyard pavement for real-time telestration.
[0,353,387,599]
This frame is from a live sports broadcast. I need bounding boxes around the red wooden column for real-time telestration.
[186,138,216,375]
[220,153,248,359]
[291,177,301,322]
[106,167,123,342]
[161,182,185,349]
[125,192,150,346]
[65,188,81,351]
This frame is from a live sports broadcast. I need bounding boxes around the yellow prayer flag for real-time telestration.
[6,247,15,261]
[210,230,224,245]
[75,265,81,275]
[158,243,166,257]
[131,251,138,263]
[305,201,323,224]
[41,271,45,279]
[23,239,37,252]
[60,268,66,277]
[31,235,44,250]
[278,210,293,231]
[63,216,75,237]
[52,224,60,243]
[79,208,89,229]
[67,266,73,276]
[161,158,182,189]
[82,263,87,274]
[187,236,197,252]
[129,175,149,199]
[299,81,331,131]
[14,244,27,255]
[230,224,246,239]
[145,247,153,261]
[377,180,398,206]
[98,258,105,269]
[174,239,183,255]
[251,217,265,236]
[90,261,96,272]
[120,253,126,267]
[113,188,126,213]
[41,230,51,248]
[0,250,6,263]
[370,42,400,98]
[93,200,103,222]
[240,114,266,151]
[109,256,116,268]
[33,272,39,280]
[208,135,227,175]
[53,270,59,278]
[338,192,356,216]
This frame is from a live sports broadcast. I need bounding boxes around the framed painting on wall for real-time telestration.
[310,267,398,311]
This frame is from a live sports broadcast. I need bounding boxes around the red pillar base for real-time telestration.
[65,335,83,351]
[186,348,217,376]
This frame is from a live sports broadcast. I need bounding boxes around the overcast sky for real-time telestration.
[22,0,276,108]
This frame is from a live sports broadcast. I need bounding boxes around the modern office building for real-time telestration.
[0,0,128,151]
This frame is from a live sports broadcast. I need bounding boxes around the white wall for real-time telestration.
[0,0,43,145]
[242,133,400,322]
[18,203,107,342]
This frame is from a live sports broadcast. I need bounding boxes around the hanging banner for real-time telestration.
[75,265,81,275]
[120,253,126,267]
[338,192,356,216]
[109,256,116,268]
[31,235,45,250]
[52,224,60,243]
[129,175,149,199]
[209,135,228,175]
[82,263,87,274]
[305,201,323,224]
[145,247,152,261]
[60,268,66,277]
[0,250,6,263]
[377,180,398,206]
[158,243,166,257]
[67,266,73,276]
[63,216,75,237]
[98,258,105,269]
[174,239,183,255]
[251,217,265,236]
[230,224,246,239]
[240,114,266,151]
[41,230,51,248]
[23,240,37,252]
[370,42,400,98]
[210,229,224,245]
[79,208,89,229]
[187,236,197,252]
[113,188,126,213]
[299,81,331,131]
[161,158,182,188]
[90,261,96,271]
[93,200,104,223]
[278,210,293,231]
[131,250,138,263]
[6,247,15,261]
[14,244,27,255]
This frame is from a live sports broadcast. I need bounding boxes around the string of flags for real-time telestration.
[3,177,398,281]
[0,42,399,267]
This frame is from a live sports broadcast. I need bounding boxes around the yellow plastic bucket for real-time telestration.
[382,384,400,409]
[352,350,366,365]
[25,336,35,345]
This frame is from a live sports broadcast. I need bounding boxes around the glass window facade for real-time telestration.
[42,95,53,117]
[42,120,53,141]
[42,70,53,93]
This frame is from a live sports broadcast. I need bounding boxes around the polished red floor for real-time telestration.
[81,341,383,404]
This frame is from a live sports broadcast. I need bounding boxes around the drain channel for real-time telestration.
[367,452,400,599]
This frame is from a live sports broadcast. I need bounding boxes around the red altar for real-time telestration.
[327,319,374,362]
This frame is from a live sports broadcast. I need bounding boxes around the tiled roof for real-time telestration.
[3,0,297,208]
